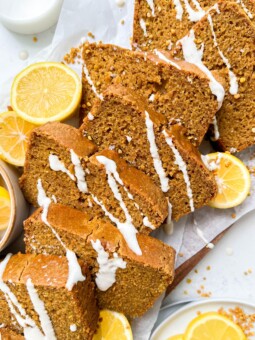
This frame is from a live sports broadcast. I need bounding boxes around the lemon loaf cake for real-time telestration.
[171,0,255,152]
[19,122,168,254]
[0,253,98,340]
[132,0,255,51]
[81,85,217,220]
[81,42,223,146]
[24,203,175,318]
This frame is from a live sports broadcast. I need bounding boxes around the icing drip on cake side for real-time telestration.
[163,130,194,212]
[207,6,238,95]
[179,29,225,109]
[37,179,86,291]
[83,64,104,101]
[140,18,147,37]
[144,111,169,193]
[145,0,155,16]
[91,239,126,291]
[163,199,174,235]
[94,156,142,255]
[183,0,205,22]
[212,116,220,140]
[235,0,253,18]
[154,50,181,70]
[26,278,56,339]
[173,0,184,20]
[0,254,46,340]
[70,150,88,193]
[49,154,75,181]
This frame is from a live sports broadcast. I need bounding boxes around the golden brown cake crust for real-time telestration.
[0,253,98,340]
[24,203,175,317]
[0,328,24,340]
[132,0,255,51]
[171,0,255,151]
[81,42,220,146]
[81,85,217,220]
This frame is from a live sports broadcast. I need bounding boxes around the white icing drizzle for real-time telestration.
[91,239,126,291]
[196,227,214,249]
[0,254,45,340]
[236,0,253,18]
[149,93,155,102]
[180,29,225,109]
[87,112,94,121]
[154,49,181,70]
[93,157,142,255]
[70,150,88,193]
[201,153,222,171]
[212,116,220,140]
[163,130,194,212]
[143,216,155,230]
[26,278,56,339]
[145,0,155,16]
[51,195,57,203]
[37,179,86,291]
[145,111,169,193]
[140,18,147,37]
[126,135,132,142]
[163,199,174,235]
[207,11,238,95]
[83,64,104,101]
[173,0,184,20]
[49,154,75,181]
[70,324,77,332]
[183,0,205,22]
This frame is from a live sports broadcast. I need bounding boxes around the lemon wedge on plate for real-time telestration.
[0,186,11,231]
[205,152,251,209]
[11,62,82,125]
[93,310,133,340]
[0,111,36,166]
[184,312,246,340]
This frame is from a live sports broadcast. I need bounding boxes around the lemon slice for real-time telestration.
[184,312,246,340]
[0,186,11,231]
[0,111,36,166]
[205,152,251,209]
[93,310,133,340]
[11,62,82,125]
[168,335,184,340]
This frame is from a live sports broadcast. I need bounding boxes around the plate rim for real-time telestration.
[151,297,255,339]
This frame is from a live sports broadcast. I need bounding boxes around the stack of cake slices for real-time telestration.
[3,0,255,337]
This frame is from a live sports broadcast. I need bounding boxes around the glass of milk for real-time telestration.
[0,0,63,34]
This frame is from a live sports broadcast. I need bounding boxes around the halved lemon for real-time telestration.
[93,310,133,340]
[11,62,82,125]
[168,335,184,340]
[206,152,251,209]
[184,312,246,340]
[0,186,11,231]
[0,111,36,166]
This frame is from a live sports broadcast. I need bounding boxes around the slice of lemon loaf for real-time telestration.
[171,0,255,152]
[81,85,217,220]
[19,122,168,254]
[132,0,255,51]
[81,42,223,146]
[24,203,175,318]
[0,253,98,340]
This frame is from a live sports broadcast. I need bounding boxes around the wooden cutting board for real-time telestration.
[166,226,231,295]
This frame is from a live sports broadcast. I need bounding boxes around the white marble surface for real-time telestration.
[1,3,255,336]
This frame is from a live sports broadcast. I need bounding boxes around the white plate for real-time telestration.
[151,298,255,339]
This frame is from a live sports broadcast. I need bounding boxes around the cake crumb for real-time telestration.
[206,266,211,271]
[33,36,38,43]
[121,19,125,25]
[178,252,184,257]
[231,213,236,218]
[88,32,95,39]
[186,278,192,284]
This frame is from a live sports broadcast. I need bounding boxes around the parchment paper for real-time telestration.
[1,0,255,339]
